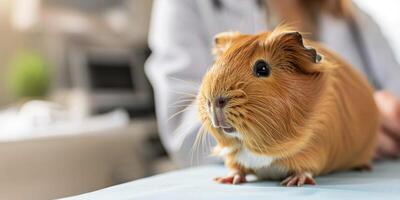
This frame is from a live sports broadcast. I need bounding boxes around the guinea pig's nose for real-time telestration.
[215,97,228,108]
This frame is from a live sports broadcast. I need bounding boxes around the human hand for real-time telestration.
[374,91,400,160]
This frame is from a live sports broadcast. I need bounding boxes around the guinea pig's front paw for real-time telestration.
[280,172,316,187]
[214,171,246,185]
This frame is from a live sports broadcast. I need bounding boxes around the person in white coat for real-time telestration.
[145,0,400,167]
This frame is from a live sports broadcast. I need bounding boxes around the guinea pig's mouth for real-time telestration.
[222,127,236,133]
[221,127,241,138]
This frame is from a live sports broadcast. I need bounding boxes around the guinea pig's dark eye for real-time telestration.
[253,60,270,77]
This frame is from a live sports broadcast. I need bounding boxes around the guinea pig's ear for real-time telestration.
[212,31,241,56]
[270,31,323,73]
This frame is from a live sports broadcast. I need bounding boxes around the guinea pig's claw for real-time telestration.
[280,172,316,187]
[214,173,246,185]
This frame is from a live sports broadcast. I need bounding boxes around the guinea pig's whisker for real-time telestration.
[191,124,208,166]
[228,109,242,117]
[169,90,198,98]
[168,77,201,88]
[250,106,292,141]
[227,99,247,108]
[203,130,213,157]
[168,104,193,109]
[169,99,197,108]
[206,130,213,154]
[239,125,264,153]
[168,106,192,121]
[176,95,197,100]
[178,95,197,100]
[252,112,278,137]
[248,113,280,145]
[169,103,197,109]
[171,121,204,165]
[171,99,195,106]
[249,135,264,154]
[172,119,194,138]
[190,127,201,166]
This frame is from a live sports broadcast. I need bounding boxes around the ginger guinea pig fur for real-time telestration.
[197,27,379,186]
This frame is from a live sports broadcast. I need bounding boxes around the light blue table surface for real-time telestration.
[63,160,400,200]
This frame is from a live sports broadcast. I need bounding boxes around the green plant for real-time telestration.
[8,51,50,98]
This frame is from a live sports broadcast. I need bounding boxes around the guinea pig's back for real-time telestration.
[316,48,379,173]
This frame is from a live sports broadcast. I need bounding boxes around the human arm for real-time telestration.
[145,0,219,167]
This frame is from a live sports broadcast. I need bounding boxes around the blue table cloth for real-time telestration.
[63,160,400,200]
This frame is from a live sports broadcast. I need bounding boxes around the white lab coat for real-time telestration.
[145,0,400,167]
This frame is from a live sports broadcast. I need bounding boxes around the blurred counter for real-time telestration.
[0,101,159,199]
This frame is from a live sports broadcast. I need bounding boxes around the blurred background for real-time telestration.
[0,0,399,199]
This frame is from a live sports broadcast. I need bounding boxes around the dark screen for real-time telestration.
[88,60,135,90]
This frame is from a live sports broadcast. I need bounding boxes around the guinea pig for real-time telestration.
[196,26,379,186]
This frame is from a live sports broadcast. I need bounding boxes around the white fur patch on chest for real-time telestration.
[235,147,274,169]
[254,164,288,180]
[216,145,288,180]
[217,147,234,157]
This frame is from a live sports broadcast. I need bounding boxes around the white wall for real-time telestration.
[354,0,400,63]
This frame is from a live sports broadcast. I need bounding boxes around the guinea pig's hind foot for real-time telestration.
[214,172,246,185]
[280,172,316,187]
